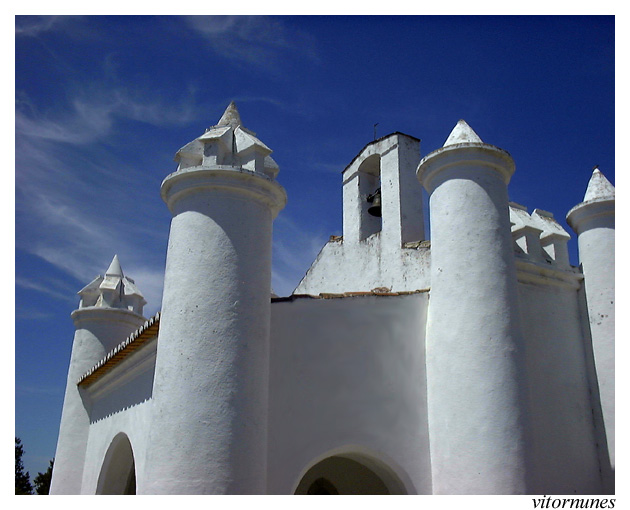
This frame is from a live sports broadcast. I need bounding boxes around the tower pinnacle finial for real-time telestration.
[76,254,146,314]
[175,102,278,177]
[216,101,241,128]
[583,168,615,202]
[105,254,123,277]
[443,119,484,147]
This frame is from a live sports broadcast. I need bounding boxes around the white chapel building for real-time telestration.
[49,102,615,495]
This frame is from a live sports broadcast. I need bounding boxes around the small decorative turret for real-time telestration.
[510,203,545,262]
[509,204,571,267]
[174,101,279,178]
[77,255,146,314]
[567,168,615,491]
[50,256,146,494]
[417,120,530,494]
[531,209,571,267]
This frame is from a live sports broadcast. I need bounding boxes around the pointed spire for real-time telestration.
[105,254,124,277]
[216,101,241,128]
[76,255,145,314]
[443,119,484,147]
[583,168,615,202]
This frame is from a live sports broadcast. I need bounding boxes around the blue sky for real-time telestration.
[15,15,615,481]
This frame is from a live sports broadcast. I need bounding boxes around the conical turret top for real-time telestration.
[174,102,279,178]
[443,119,484,147]
[216,101,242,128]
[418,119,515,191]
[566,168,615,233]
[105,254,123,277]
[583,168,615,202]
[76,255,146,315]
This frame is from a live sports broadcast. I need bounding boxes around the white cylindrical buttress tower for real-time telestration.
[142,103,286,494]
[417,121,530,494]
[50,256,146,494]
[567,169,615,486]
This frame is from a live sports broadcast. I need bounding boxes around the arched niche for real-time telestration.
[358,154,382,240]
[96,432,136,495]
[294,449,408,495]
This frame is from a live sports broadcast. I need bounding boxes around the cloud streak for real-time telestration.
[15,17,322,311]
[16,86,199,146]
[16,276,77,303]
[183,15,320,70]
[272,214,330,296]
[15,81,185,314]
[15,16,67,37]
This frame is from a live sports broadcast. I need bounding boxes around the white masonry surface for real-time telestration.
[50,103,615,495]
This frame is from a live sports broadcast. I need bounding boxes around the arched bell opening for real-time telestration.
[358,154,382,241]
[95,432,136,495]
[294,453,407,495]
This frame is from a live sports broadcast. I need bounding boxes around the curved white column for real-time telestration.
[567,177,615,483]
[50,307,146,494]
[142,167,286,494]
[417,126,530,494]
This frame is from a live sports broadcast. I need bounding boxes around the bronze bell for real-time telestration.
[367,188,382,217]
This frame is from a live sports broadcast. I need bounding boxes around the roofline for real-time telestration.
[77,312,161,387]
[342,131,421,174]
[272,289,429,302]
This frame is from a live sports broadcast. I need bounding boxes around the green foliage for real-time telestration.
[34,459,54,495]
[15,437,33,495]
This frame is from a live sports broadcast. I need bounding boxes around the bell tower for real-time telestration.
[342,132,424,247]
[295,132,426,295]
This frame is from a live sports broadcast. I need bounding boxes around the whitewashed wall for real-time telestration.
[79,339,156,494]
[295,238,431,294]
[267,293,431,494]
[517,281,602,494]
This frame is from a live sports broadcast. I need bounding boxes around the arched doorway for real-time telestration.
[294,453,407,495]
[96,433,136,494]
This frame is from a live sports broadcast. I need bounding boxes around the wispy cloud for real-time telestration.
[121,266,165,317]
[16,384,63,396]
[15,16,98,43]
[14,20,318,313]
[16,185,166,313]
[16,86,199,146]
[183,15,319,70]
[312,162,347,174]
[15,82,182,315]
[19,217,166,316]
[15,277,77,303]
[15,308,56,321]
[15,16,67,37]
[272,214,330,296]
